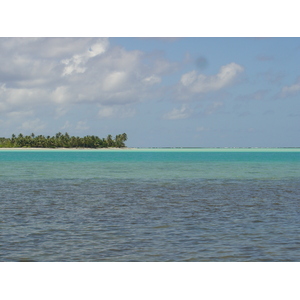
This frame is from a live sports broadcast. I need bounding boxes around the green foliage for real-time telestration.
[0,132,128,148]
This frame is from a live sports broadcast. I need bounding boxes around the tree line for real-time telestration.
[0,132,127,148]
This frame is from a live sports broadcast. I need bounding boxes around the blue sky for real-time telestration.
[1,37,299,147]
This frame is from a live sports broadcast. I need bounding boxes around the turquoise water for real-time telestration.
[1,149,300,261]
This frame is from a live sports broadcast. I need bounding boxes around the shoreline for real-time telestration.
[0,147,136,150]
[1,147,300,152]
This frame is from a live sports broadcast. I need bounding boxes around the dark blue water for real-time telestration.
[1,149,300,261]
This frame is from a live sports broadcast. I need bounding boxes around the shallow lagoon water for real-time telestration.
[1,148,300,261]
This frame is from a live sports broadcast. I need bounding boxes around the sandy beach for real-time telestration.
[0,147,136,150]
[1,147,300,152]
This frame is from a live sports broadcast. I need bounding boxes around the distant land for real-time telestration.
[0,132,127,148]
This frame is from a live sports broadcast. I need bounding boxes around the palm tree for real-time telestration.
[11,134,16,146]
[121,133,127,141]
[2,132,127,148]
[106,134,113,147]
[114,133,127,147]
[56,132,62,139]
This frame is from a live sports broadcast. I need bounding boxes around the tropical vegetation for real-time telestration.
[0,132,128,148]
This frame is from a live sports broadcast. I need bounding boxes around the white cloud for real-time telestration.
[0,38,93,59]
[0,38,174,115]
[19,118,45,131]
[75,121,89,131]
[181,71,197,86]
[102,71,128,92]
[163,105,191,120]
[0,37,176,131]
[65,47,174,106]
[62,56,87,76]
[51,86,71,104]
[61,38,109,76]
[0,85,49,109]
[143,75,161,85]
[179,63,244,94]
[88,41,108,58]
[98,106,115,118]
[281,78,300,97]
[98,105,136,118]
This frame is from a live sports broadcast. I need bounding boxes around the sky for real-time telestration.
[1,2,299,297]
[0,37,299,147]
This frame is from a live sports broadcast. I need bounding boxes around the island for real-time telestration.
[0,132,127,148]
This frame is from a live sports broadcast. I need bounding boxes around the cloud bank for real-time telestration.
[0,38,174,118]
[0,38,249,138]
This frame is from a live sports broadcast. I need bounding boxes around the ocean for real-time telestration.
[1,148,300,261]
